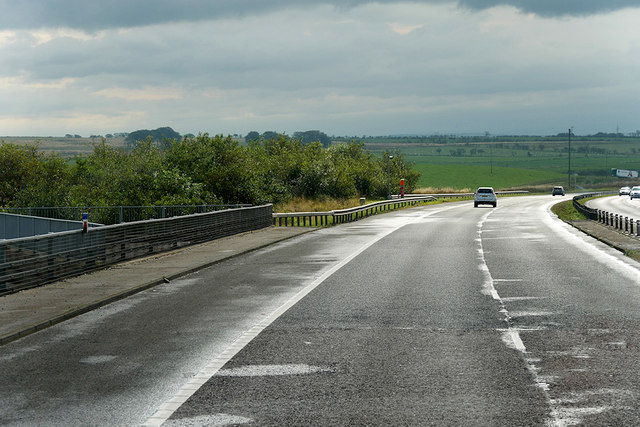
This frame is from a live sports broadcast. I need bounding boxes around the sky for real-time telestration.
[0,0,639,137]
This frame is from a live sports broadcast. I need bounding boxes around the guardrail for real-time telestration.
[596,210,640,236]
[572,193,609,220]
[1,212,102,240]
[272,191,529,227]
[0,204,272,296]
[273,196,436,227]
[580,191,640,237]
[571,191,640,236]
[1,204,251,226]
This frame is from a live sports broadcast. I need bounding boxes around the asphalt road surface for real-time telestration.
[3,195,640,426]
[587,193,640,220]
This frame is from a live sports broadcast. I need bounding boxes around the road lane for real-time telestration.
[587,193,640,219]
[165,202,550,426]
[482,196,640,425]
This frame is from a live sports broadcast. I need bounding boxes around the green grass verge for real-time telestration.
[550,200,589,221]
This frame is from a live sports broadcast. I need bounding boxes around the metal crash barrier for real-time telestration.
[0,204,272,296]
[272,196,437,227]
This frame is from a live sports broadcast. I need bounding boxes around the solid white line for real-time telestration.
[144,203,463,426]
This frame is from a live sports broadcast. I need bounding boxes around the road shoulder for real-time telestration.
[0,226,314,346]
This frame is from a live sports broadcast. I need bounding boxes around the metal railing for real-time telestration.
[1,213,102,240]
[0,204,251,226]
[572,193,605,220]
[0,204,272,296]
[273,196,436,227]
[572,192,640,236]
[596,210,640,236]
[272,191,529,227]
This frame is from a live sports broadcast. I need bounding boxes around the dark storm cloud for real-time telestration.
[456,0,640,16]
[1,0,638,30]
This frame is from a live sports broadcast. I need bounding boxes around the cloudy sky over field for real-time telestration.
[0,0,638,137]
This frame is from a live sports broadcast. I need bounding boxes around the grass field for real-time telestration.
[411,163,567,190]
[363,136,640,191]
[0,136,126,156]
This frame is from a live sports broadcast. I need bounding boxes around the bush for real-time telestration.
[0,134,421,207]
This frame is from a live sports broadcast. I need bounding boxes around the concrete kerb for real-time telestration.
[0,226,316,346]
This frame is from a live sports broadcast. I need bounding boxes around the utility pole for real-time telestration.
[568,128,572,189]
[387,155,394,199]
[490,144,493,174]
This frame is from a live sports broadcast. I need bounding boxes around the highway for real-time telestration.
[3,195,640,426]
[587,192,640,220]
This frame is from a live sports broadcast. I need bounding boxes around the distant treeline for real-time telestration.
[0,134,418,208]
[338,132,640,145]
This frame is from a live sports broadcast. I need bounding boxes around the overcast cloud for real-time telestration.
[0,1,639,136]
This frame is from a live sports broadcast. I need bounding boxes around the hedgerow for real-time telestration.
[0,134,419,208]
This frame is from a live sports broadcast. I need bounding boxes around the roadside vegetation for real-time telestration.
[2,130,635,212]
[551,200,589,221]
[0,134,418,210]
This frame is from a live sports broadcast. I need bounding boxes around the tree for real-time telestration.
[245,131,260,142]
[167,134,262,204]
[0,143,70,207]
[293,130,332,148]
[125,127,181,149]
[261,131,279,141]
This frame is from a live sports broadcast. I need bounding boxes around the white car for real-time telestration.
[474,187,497,208]
[630,186,640,200]
[620,186,631,196]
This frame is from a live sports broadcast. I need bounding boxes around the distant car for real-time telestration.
[551,186,565,196]
[630,186,640,200]
[474,187,497,207]
[620,186,631,196]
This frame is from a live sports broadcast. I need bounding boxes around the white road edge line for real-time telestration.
[542,200,640,282]
[143,203,464,426]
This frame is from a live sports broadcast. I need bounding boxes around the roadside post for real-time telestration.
[400,179,405,198]
[82,213,88,233]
